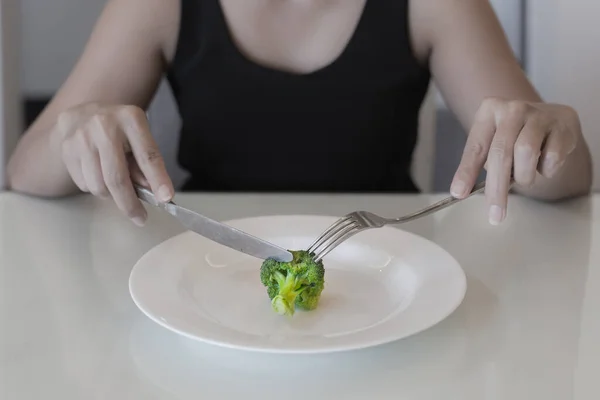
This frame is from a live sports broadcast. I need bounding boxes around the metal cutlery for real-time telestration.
[134,185,293,262]
[308,179,511,262]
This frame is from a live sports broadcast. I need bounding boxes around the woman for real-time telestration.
[7,0,593,227]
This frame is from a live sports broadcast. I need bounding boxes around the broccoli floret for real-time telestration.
[260,250,325,317]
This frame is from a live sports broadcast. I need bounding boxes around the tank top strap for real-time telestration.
[167,0,208,94]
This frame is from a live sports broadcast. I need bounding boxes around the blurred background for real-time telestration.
[0,0,598,192]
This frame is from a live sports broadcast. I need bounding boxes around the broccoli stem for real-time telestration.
[271,271,308,316]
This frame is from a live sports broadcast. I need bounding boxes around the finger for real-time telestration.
[512,115,549,187]
[128,154,149,187]
[538,126,578,178]
[97,130,148,226]
[56,109,82,140]
[81,149,109,197]
[120,106,173,202]
[451,105,496,198]
[485,106,526,225]
[61,140,88,192]
[64,156,88,192]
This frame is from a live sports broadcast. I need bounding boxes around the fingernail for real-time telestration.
[451,181,466,197]
[542,153,562,177]
[489,205,505,226]
[157,185,172,202]
[551,160,565,177]
[132,208,147,227]
[132,216,146,227]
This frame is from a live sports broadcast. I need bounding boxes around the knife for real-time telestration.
[133,184,293,262]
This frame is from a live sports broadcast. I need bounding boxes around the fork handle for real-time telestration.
[390,179,506,224]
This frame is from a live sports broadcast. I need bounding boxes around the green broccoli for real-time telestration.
[260,250,325,317]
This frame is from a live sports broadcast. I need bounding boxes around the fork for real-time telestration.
[307,179,510,262]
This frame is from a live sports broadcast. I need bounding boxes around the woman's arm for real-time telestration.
[410,0,593,210]
[7,0,179,197]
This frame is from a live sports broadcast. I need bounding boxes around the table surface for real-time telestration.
[2,191,599,399]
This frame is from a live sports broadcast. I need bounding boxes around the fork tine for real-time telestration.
[312,223,362,262]
[307,215,355,253]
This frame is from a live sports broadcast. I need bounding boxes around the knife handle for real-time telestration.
[133,184,176,208]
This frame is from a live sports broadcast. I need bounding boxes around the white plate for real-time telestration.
[129,215,467,354]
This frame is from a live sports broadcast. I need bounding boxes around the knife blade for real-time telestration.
[133,185,293,262]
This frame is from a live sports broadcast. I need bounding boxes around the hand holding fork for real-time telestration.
[308,179,514,262]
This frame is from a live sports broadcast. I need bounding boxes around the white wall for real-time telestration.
[0,0,23,189]
[527,0,600,191]
[20,0,106,95]
[489,0,524,62]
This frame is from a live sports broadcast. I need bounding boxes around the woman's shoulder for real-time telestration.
[102,0,182,65]
[153,0,182,65]
[407,0,436,67]
[407,0,499,67]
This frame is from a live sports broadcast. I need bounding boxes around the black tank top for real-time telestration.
[166,0,431,193]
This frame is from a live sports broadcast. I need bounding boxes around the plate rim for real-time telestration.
[129,214,467,354]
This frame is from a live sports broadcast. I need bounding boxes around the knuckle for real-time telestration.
[488,146,505,162]
[515,175,534,187]
[527,112,547,130]
[465,141,486,159]
[506,100,530,118]
[481,96,504,112]
[143,148,163,164]
[119,105,148,130]
[514,141,536,157]
[490,137,508,153]
[89,114,121,144]
[489,138,511,163]
[73,129,93,151]
[560,104,579,121]
[81,102,102,113]
[90,113,111,129]
[56,111,72,132]
[57,109,69,122]
[120,104,145,119]
[94,126,119,148]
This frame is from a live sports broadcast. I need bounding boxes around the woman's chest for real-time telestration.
[218,0,368,74]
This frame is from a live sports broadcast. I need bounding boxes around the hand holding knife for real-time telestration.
[133,184,293,262]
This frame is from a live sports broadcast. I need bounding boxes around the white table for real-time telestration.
[2,191,599,399]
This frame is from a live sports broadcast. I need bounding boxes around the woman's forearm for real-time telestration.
[7,127,79,197]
